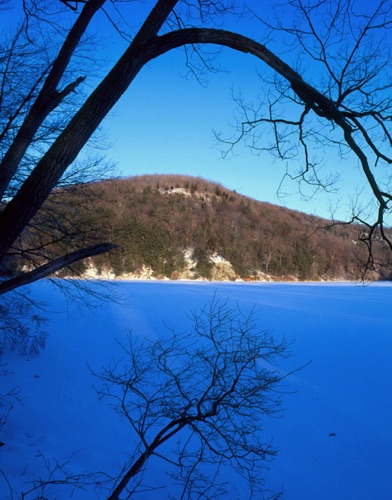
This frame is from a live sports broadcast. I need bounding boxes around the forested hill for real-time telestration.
[27,175,391,281]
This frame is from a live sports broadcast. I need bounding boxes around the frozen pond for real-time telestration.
[2,280,392,499]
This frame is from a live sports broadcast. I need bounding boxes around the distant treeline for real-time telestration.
[7,174,392,281]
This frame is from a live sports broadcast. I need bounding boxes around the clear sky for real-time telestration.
[104,46,364,221]
[3,0,389,222]
[95,0,386,222]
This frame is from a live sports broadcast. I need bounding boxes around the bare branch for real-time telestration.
[0,242,116,295]
[96,299,291,499]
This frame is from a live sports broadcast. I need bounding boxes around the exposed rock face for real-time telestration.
[209,254,237,281]
[83,250,239,281]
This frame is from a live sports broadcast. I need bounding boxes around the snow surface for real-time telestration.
[1,280,392,499]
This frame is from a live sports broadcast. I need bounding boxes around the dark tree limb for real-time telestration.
[0,242,116,295]
[0,26,336,261]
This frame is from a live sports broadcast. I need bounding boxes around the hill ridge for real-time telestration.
[66,174,385,282]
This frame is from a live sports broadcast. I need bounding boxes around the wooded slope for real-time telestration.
[55,174,385,281]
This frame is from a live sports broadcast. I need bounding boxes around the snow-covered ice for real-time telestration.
[1,280,392,499]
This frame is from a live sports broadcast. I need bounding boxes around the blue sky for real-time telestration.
[105,46,366,221]
[92,0,380,221]
[4,0,387,221]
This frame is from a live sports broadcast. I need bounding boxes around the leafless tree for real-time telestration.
[0,0,116,293]
[218,0,392,275]
[0,4,116,352]
[95,299,288,499]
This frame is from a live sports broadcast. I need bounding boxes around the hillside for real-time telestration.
[9,174,391,281]
[63,175,392,281]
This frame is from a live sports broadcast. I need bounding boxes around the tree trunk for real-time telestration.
[0,0,106,200]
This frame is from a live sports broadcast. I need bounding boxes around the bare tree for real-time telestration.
[0,2,118,352]
[219,0,392,275]
[0,0,117,288]
[95,299,288,499]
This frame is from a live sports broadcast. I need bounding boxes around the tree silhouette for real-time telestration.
[95,298,289,499]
